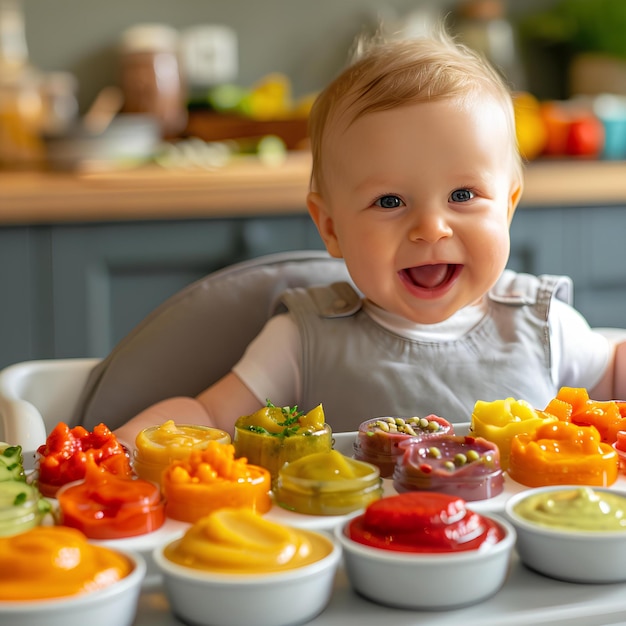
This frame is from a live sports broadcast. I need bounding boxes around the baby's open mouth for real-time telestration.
[400,264,461,289]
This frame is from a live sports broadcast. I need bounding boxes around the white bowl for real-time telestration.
[0,549,146,626]
[335,511,515,610]
[93,517,190,587]
[505,485,626,583]
[153,532,341,626]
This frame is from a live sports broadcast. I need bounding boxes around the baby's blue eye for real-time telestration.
[450,189,474,202]
[375,195,403,209]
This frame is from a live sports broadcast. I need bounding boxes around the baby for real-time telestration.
[114,27,626,447]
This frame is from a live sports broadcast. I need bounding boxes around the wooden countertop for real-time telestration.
[0,153,625,226]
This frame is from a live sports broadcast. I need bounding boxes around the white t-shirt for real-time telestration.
[232,299,611,408]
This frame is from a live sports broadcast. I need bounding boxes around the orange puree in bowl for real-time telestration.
[163,508,333,574]
[0,526,133,600]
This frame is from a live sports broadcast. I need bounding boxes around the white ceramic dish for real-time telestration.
[93,517,189,587]
[0,548,146,626]
[153,530,341,626]
[43,491,189,587]
[335,509,516,610]
[505,485,626,583]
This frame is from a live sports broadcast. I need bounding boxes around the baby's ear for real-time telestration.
[307,192,343,258]
[508,177,523,223]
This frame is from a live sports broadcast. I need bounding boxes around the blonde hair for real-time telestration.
[309,25,522,193]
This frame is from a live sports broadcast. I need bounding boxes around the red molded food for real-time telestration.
[392,435,503,501]
[56,456,165,539]
[36,422,132,497]
[353,415,454,478]
[347,492,505,553]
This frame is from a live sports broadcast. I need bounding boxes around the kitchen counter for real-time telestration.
[0,154,625,226]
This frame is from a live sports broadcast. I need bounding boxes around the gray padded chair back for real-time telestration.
[74,250,353,431]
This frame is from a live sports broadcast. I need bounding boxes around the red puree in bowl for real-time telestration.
[347,492,504,553]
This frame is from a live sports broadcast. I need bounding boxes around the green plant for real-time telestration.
[519,0,626,59]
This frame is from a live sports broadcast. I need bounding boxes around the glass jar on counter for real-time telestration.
[119,23,187,138]
[0,0,44,168]
[0,68,44,168]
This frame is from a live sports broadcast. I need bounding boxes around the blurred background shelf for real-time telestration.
[1,155,625,225]
[185,112,309,151]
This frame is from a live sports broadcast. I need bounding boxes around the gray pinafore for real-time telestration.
[279,269,572,432]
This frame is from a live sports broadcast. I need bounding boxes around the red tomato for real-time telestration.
[36,422,132,497]
[566,116,605,157]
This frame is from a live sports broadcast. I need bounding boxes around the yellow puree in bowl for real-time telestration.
[514,487,626,531]
[0,526,133,600]
[135,420,230,461]
[133,419,231,485]
[164,508,333,574]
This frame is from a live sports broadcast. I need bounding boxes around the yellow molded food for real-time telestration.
[275,450,382,516]
[471,397,557,470]
[164,508,333,574]
[234,403,332,479]
[134,420,230,485]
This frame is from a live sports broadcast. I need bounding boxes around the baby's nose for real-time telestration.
[407,209,453,243]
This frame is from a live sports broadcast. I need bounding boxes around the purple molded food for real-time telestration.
[392,434,504,501]
[353,415,454,478]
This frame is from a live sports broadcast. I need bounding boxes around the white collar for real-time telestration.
[363,298,487,341]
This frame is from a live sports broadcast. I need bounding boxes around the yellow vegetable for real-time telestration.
[471,397,557,471]
[513,91,548,161]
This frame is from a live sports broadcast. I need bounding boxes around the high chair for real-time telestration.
[0,250,352,456]
[1,249,625,460]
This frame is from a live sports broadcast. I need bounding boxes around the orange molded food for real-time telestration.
[56,456,165,539]
[163,440,271,523]
[347,492,505,553]
[471,397,557,471]
[508,420,619,488]
[0,525,133,600]
[550,387,626,444]
[36,422,132,497]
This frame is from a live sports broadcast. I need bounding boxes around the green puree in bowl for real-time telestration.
[514,487,626,531]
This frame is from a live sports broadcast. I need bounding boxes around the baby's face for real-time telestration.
[310,96,521,324]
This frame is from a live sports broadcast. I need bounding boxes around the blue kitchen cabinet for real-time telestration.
[0,205,624,370]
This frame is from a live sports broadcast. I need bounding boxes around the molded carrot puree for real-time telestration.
[164,508,333,574]
[0,526,133,600]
